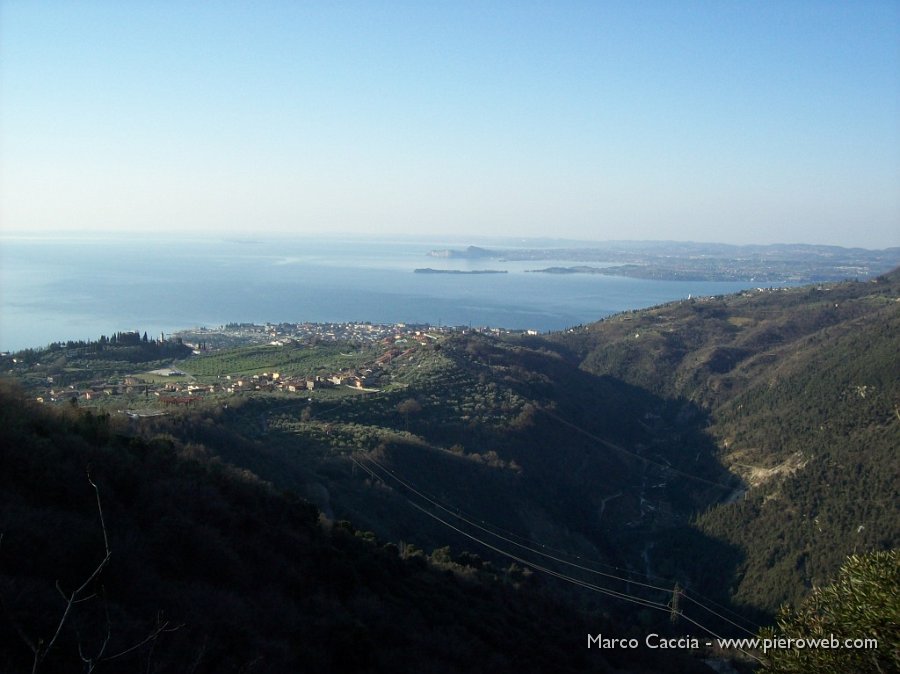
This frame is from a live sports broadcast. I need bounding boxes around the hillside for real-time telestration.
[550,270,900,610]
[2,331,762,668]
[155,332,744,611]
[0,383,719,674]
[3,271,897,670]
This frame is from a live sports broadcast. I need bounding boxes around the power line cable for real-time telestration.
[541,409,737,492]
[356,455,763,639]
[354,457,761,663]
[680,595,760,639]
[360,454,672,593]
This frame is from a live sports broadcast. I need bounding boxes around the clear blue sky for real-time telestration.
[2,1,898,247]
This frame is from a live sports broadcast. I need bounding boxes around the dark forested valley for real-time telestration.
[2,270,898,673]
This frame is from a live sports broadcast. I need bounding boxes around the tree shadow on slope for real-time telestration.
[0,382,732,674]
[307,337,762,635]
[129,335,765,639]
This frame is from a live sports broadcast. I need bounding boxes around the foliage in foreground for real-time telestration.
[760,550,899,674]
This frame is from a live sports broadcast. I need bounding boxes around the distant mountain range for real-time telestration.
[428,241,900,282]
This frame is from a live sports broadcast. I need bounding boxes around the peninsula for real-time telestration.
[427,241,900,283]
[414,268,507,275]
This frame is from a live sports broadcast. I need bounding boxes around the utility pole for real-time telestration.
[670,583,682,623]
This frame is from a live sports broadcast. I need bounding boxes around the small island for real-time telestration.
[426,245,497,259]
[414,268,507,275]
[526,266,609,274]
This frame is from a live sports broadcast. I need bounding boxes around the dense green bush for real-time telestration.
[760,550,899,674]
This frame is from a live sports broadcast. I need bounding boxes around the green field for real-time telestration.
[181,342,376,378]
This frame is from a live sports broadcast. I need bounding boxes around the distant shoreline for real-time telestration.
[414,268,508,275]
[426,243,900,283]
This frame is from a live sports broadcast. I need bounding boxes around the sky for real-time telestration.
[1,1,898,248]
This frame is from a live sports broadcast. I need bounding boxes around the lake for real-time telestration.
[0,234,764,351]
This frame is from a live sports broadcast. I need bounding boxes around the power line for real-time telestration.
[353,457,761,663]
[541,408,737,492]
[360,454,672,593]
[681,595,760,638]
[359,453,762,632]
[355,454,763,639]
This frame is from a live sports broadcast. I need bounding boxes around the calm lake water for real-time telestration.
[1,235,762,351]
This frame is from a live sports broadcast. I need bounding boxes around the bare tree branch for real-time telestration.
[4,474,177,673]
[36,474,112,671]
[102,613,182,663]
[77,591,111,673]
[87,473,109,555]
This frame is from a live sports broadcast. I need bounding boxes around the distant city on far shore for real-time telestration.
[1,236,898,353]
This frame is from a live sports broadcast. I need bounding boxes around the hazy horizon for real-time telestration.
[1,229,899,252]
[2,2,898,248]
